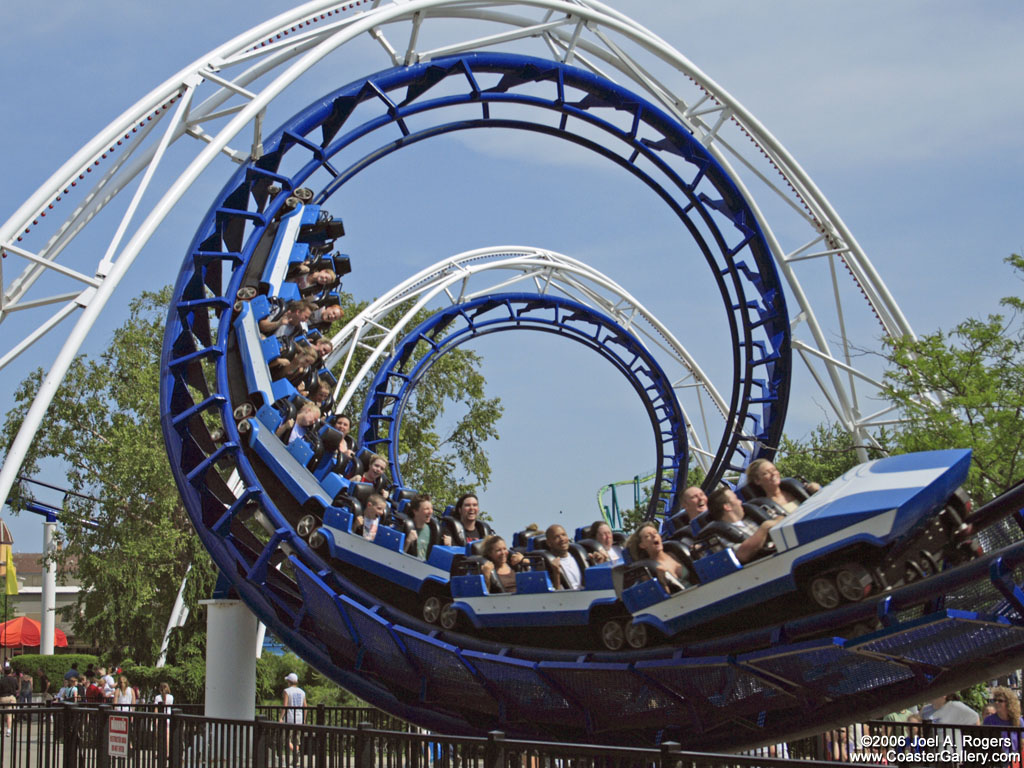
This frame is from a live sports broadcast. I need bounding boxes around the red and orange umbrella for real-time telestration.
[0,617,68,648]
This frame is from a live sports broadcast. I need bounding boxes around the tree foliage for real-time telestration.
[2,288,215,666]
[255,650,363,706]
[774,422,891,488]
[882,254,1024,501]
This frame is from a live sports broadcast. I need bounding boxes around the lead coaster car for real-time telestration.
[625,449,978,641]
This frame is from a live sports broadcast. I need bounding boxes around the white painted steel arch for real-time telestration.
[326,245,731,474]
[0,0,913,507]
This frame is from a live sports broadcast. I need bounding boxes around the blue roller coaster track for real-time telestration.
[161,51,1024,748]
[361,292,687,513]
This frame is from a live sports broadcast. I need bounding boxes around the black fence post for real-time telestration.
[660,740,682,768]
[61,702,79,768]
[316,702,325,726]
[316,722,328,768]
[355,721,373,768]
[254,715,269,768]
[485,730,506,768]
[96,704,111,768]
[155,707,167,768]
[169,708,183,768]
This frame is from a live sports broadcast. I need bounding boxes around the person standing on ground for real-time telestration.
[16,669,32,706]
[0,668,18,735]
[56,678,77,703]
[154,683,174,753]
[75,676,87,702]
[983,687,1024,766]
[84,674,104,703]
[99,667,116,704]
[280,673,306,723]
[154,682,174,713]
[113,676,136,710]
[37,668,50,704]
[280,672,307,762]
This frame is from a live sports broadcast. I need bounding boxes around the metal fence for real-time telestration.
[10,700,1020,768]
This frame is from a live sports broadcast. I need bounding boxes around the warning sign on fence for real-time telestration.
[108,715,129,758]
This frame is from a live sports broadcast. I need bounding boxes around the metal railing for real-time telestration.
[19,700,1024,768]
[255,704,410,731]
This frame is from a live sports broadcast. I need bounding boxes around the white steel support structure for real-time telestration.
[0,0,919,509]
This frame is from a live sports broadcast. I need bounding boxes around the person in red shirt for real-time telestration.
[84,675,105,703]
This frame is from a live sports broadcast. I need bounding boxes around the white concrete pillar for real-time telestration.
[201,599,258,720]
[40,521,57,655]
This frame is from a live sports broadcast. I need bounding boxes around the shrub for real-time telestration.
[9,653,99,692]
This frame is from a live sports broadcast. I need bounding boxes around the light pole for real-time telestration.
[23,503,58,655]
[10,478,99,655]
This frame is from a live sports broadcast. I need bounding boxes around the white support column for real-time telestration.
[40,520,57,655]
[201,599,258,720]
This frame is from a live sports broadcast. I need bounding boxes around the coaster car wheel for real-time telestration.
[307,530,327,553]
[904,558,928,582]
[439,603,460,631]
[423,595,444,625]
[600,620,626,651]
[625,622,648,649]
[921,550,944,575]
[296,515,319,539]
[809,574,841,609]
[835,563,873,602]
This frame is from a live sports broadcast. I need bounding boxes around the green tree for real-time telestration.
[254,647,367,707]
[882,254,1024,502]
[774,422,891,487]
[959,682,991,717]
[1,288,216,666]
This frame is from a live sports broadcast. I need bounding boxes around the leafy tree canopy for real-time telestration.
[774,422,892,488]
[2,288,215,666]
[882,254,1024,501]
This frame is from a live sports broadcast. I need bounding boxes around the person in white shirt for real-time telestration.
[280,672,307,761]
[587,520,625,564]
[99,667,116,703]
[113,676,136,710]
[154,682,174,713]
[154,683,174,753]
[355,494,386,542]
[545,524,605,590]
[287,403,321,445]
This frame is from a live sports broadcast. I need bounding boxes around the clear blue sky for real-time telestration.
[1,1,1022,551]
